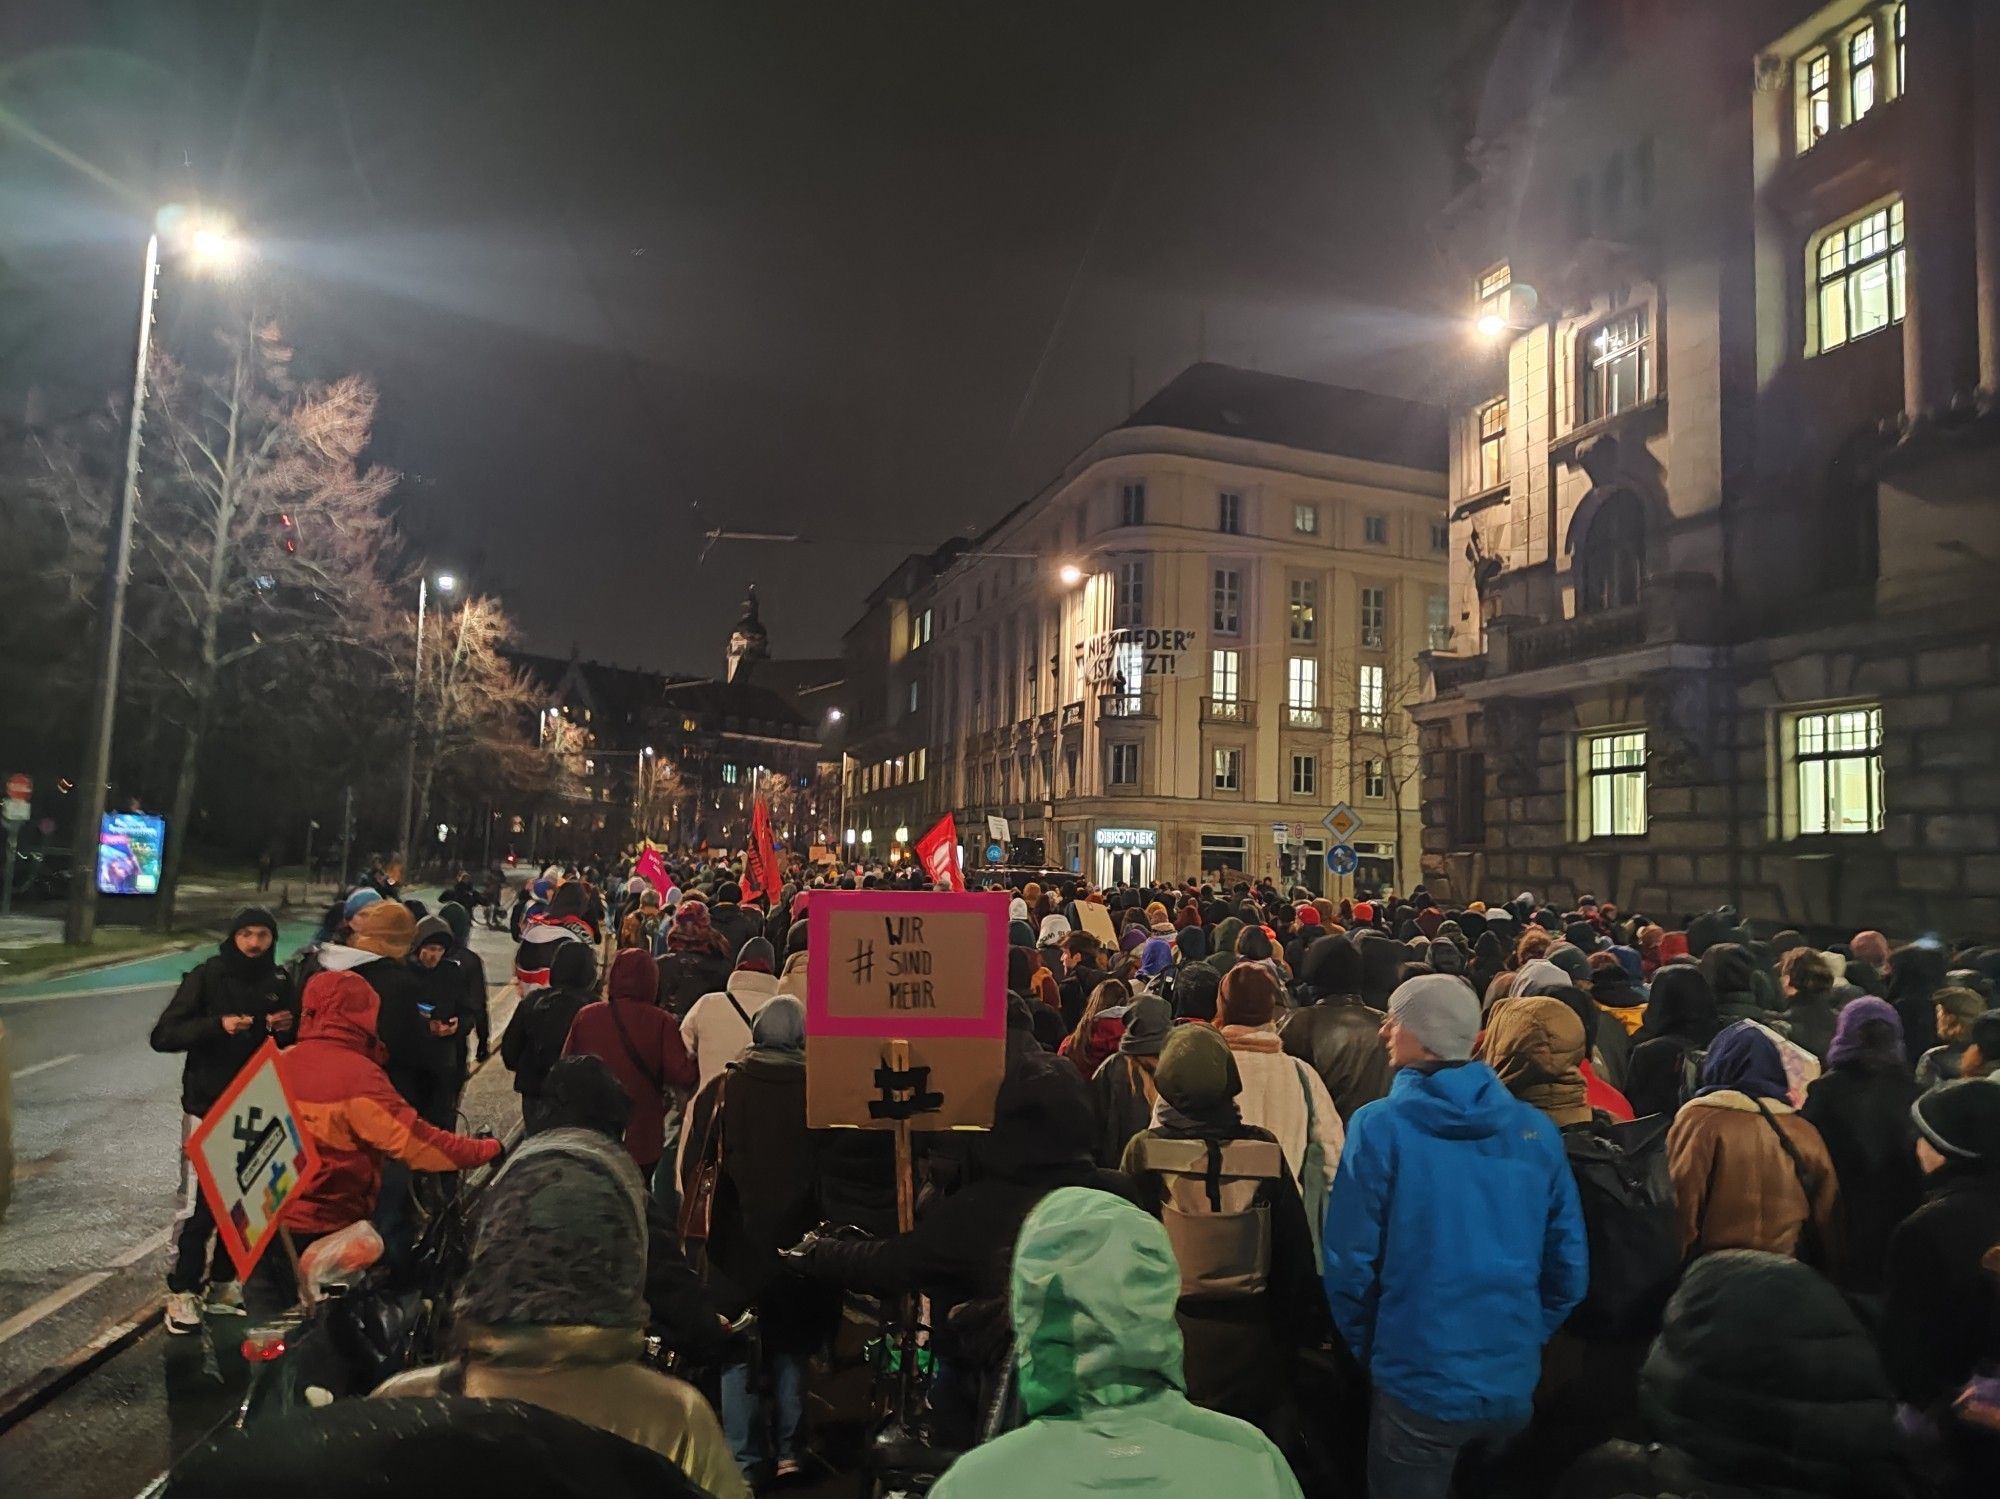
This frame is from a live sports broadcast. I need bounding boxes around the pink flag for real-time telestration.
[914,815,965,891]
[634,845,670,893]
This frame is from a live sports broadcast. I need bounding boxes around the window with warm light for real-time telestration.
[1212,568,1241,636]
[909,608,933,650]
[1294,503,1319,536]
[1477,398,1508,489]
[1359,587,1386,650]
[1582,730,1648,838]
[1848,23,1877,120]
[1213,747,1241,792]
[1811,198,1905,355]
[1581,306,1652,423]
[1289,578,1318,643]
[1801,49,1833,146]
[1210,648,1240,706]
[1476,262,1510,321]
[1358,664,1385,731]
[1364,758,1386,800]
[1426,592,1451,650]
[1790,706,1884,836]
[1287,657,1319,716]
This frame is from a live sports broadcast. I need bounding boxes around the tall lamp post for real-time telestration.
[395,571,455,876]
[66,210,246,945]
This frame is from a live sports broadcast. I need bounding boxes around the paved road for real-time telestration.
[0,921,525,1495]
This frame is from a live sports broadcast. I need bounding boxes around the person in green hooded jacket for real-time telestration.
[929,1186,1302,1499]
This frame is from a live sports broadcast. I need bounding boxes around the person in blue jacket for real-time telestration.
[1322,973,1588,1499]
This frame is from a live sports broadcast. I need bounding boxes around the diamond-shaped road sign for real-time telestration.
[1321,801,1363,842]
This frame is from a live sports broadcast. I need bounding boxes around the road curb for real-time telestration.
[0,938,208,990]
[0,1298,164,1436]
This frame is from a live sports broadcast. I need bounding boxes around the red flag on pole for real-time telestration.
[634,845,670,894]
[751,797,782,906]
[914,814,965,891]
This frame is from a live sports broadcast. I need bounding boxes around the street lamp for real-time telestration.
[894,824,910,844]
[66,208,251,945]
[861,829,873,848]
[1058,562,1085,587]
[396,569,457,871]
[826,707,844,723]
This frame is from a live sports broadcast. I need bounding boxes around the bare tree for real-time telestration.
[637,754,686,844]
[1327,653,1428,893]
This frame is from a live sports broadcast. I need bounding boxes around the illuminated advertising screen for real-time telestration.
[98,811,167,896]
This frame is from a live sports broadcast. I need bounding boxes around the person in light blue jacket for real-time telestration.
[1322,974,1588,1499]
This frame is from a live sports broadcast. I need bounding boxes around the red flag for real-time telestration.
[914,814,965,891]
[634,845,670,893]
[750,797,782,906]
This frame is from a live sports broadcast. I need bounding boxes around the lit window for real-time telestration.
[1429,522,1451,554]
[1291,754,1317,796]
[1294,503,1319,535]
[1426,592,1451,650]
[1212,568,1241,635]
[722,764,739,785]
[909,608,933,650]
[1358,664,1384,731]
[1582,306,1653,422]
[1287,657,1319,722]
[1210,648,1240,705]
[1895,4,1905,93]
[1289,578,1318,643]
[1119,480,1147,526]
[1812,198,1905,355]
[1364,759,1386,800]
[1359,587,1386,650]
[1110,640,1144,713]
[908,679,920,715]
[1794,706,1884,835]
[1477,398,1508,489]
[1115,560,1145,628]
[1583,730,1648,838]
[1476,262,1510,321]
[1218,492,1242,535]
[1848,24,1877,122]
[1801,49,1832,147]
[1363,514,1388,546]
[1213,747,1241,792]
[1110,742,1141,786]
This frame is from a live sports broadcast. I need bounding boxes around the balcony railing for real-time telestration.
[1059,701,1084,731]
[1507,606,1645,674]
[1202,696,1256,725]
[1428,653,1489,694]
[1284,704,1326,730]
[1097,693,1157,721]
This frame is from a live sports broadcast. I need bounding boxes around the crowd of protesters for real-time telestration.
[155,855,2000,1499]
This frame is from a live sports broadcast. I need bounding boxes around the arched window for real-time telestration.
[1575,490,1645,612]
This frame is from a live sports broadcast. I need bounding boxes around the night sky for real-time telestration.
[2,0,1480,677]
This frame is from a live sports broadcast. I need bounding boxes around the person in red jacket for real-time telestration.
[257,970,502,1315]
[563,948,697,1181]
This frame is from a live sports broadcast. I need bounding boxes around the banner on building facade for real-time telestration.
[914,815,965,890]
[1082,627,1195,686]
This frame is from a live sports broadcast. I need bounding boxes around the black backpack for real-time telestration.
[1562,1113,1680,1339]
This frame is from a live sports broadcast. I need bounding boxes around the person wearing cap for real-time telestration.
[1322,973,1587,1499]
[407,915,469,1124]
[1880,1080,2000,1480]
[1087,994,1172,1168]
[1917,986,1991,1090]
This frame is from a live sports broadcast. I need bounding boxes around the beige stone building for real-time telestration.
[1415,0,2000,935]
[845,363,1446,893]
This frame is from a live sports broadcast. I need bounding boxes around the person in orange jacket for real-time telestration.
[251,969,502,1315]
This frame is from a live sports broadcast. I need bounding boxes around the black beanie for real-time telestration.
[1913,1080,2000,1164]
[228,906,279,942]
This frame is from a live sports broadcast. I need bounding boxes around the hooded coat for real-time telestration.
[1624,966,1723,1119]
[562,949,697,1170]
[1086,996,1170,1169]
[501,943,601,1107]
[928,1188,1303,1499]
[1278,934,1392,1123]
[1322,1062,1587,1424]
[1799,1005,1921,1295]
[150,908,294,1114]
[277,971,501,1234]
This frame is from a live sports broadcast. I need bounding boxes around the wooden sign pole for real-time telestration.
[888,1039,916,1234]
[280,1225,318,1311]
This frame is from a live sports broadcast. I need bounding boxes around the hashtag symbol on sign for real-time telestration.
[849,940,875,983]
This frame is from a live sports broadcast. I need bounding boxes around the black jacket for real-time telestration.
[1279,996,1391,1123]
[655,945,732,1019]
[1057,963,1106,1030]
[706,902,761,964]
[1880,1165,2000,1409]
[149,949,294,1115]
[500,986,595,1101]
[1800,1059,1924,1293]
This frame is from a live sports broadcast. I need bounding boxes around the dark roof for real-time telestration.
[1119,363,1446,473]
[506,651,699,730]
[659,676,814,736]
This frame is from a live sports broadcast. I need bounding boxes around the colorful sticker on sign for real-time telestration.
[184,1040,322,1281]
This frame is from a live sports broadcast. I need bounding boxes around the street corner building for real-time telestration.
[833,361,1449,895]
[1413,0,2000,937]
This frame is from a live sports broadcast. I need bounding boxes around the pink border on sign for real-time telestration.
[806,890,1009,1038]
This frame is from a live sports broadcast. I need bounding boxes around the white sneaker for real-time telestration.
[165,1291,204,1335]
[205,1281,247,1315]
[774,1458,803,1481]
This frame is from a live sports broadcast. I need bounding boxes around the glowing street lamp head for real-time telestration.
[1058,562,1085,587]
[1475,312,1507,340]
[434,572,457,594]
[827,707,844,723]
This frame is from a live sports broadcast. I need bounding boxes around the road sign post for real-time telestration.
[2,776,29,919]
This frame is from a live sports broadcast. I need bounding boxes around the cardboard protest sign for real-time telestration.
[1075,900,1117,945]
[805,890,1008,1130]
[184,1040,322,1281]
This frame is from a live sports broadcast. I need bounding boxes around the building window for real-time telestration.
[1446,748,1486,845]
[1583,730,1648,838]
[1848,22,1877,122]
[1213,747,1241,792]
[1575,490,1647,612]
[1218,491,1242,535]
[722,763,739,785]
[1811,198,1905,355]
[1119,480,1147,526]
[1288,578,1318,643]
[1109,640,1144,712]
[1792,706,1884,835]
[1287,656,1319,724]
[1210,648,1240,705]
[1358,664,1384,731]
[1359,586,1386,650]
[1477,398,1507,490]
[1895,3,1905,92]
[1476,262,1510,322]
[1363,758,1386,800]
[1426,592,1451,650]
[908,679,921,715]
[1212,568,1241,636]
[1800,48,1832,148]
[1200,833,1249,878]
[1581,305,1653,422]
[910,608,933,650]
[1291,754,1317,796]
[1363,514,1388,546]
[1294,502,1319,535]
[1110,742,1140,787]
[1115,560,1145,628]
